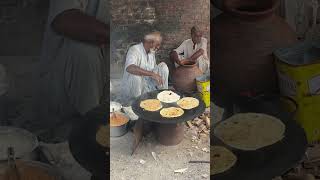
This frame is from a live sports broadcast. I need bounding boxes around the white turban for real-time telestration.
[144,31,162,42]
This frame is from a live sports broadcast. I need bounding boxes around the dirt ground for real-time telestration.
[110,126,210,180]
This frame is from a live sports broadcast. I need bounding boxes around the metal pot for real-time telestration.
[110,112,129,137]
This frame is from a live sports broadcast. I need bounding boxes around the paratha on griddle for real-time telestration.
[211,146,237,175]
[140,99,162,111]
[160,107,184,118]
[177,97,199,109]
[214,113,286,151]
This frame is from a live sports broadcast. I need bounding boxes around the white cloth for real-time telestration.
[174,37,210,73]
[34,0,107,133]
[121,43,169,105]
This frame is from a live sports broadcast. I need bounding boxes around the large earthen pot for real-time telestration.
[173,61,203,93]
[212,0,298,106]
[211,0,225,11]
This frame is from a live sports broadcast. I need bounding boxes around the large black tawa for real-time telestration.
[211,96,308,180]
[132,89,206,145]
[69,103,109,180]
[132,89,206,124]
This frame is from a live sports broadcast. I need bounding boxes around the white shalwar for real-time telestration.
[121,43,169,105]
[174,37,210,73]
[31,0,108,140]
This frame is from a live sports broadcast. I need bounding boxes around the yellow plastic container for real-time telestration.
[274,41,320,143]
[196,74,210,107]
[294,95,320,142]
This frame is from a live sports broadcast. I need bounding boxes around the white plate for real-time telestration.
[0,126,38,160]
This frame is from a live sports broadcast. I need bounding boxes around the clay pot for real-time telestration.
[212,0,298,106]
[173,61,203,93]
[211,0,225,11]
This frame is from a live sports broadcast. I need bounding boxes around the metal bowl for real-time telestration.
[110,112,129,137]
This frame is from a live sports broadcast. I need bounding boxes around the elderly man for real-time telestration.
[170,26,209,73]
[121,32,169,104]
[32,0,109,142]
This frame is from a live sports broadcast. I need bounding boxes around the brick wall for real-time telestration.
[110,0,210,78]
[0,0,48,55]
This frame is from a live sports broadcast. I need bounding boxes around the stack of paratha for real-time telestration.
[214,113,286,151]
[157,90,180,103]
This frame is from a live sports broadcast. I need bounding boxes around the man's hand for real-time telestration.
[126,65,164,86]
[189,49,204,62]
[151,73,164,86]
[52,9,108,46]
[187,58,195,62]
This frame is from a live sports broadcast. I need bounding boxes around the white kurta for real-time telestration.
[121,43,169,105]
[31,0,107,139]
[174,37,210,73]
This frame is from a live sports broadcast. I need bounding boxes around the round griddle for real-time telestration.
[132,89,206,124]
[69,103,109,180]
[211,97,308,180]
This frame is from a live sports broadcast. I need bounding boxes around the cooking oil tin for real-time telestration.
[196,73,210,107]
[274,40,320,143]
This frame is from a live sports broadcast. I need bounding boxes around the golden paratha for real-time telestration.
[96,125,109,147]
[157,90,180,103]
[214,113,285,151]
[211,146,237,175]
[140,99,162,111]
[177,97,199,109]
[160,107,184,118]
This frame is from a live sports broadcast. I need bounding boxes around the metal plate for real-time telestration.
[69,103,108,179]
[211,99,308,180]
[0,126,38,160]
[132,89,206,124]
